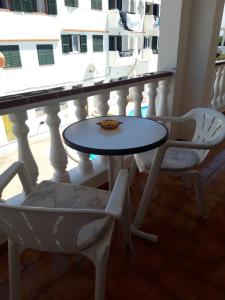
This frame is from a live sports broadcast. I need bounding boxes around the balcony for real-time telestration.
[107,9,144,36]
[143,15,160,35]
[0,72,173,195]
[1,1,225,299]
[108,50,136,66]
[1,140,225,299]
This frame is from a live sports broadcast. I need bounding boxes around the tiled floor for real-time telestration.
[1,142,225,299]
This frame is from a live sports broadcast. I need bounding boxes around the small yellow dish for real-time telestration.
[97,119,122,130]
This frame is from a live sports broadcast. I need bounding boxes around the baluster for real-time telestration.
[95,92,110,165]
[116,88,129,115]
[129,85,143,117]
[211,66,222,109]
[145,81,157,118]
[9,111,38,185]
[44,104,70,183]
[94,92,110,116]
[157,79,170,116]
[217,66,225,108]
[74,98,93,173]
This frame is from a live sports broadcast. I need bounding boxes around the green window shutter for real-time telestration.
[61,35,72,53]
[22,0,33,12]
[65,0,78,7]
[80,35,87,53]
[91,0,102,10]
[93,35,103,52]
[0,45,22,68]
[48,0,57,15]
[12,0,23,11]
[37,44,54,65]
[152,36,158,50]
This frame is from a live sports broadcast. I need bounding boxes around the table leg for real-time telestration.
[108,156,115,191]
[131,145,167,242]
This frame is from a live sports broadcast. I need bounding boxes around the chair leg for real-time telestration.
[133,145,167,228]
[191,171,208,218]
[94,247,110,300]
[121,187,132,250]
[129,156,138,186]
[8,239,21,300]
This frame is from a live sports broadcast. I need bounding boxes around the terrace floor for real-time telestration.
[1,140,225,299]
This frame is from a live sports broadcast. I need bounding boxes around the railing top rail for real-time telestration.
[0,71,173,112]
[215,60,225,66]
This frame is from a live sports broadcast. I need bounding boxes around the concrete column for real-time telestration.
[158,0,224,138]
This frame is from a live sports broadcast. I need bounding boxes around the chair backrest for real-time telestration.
[0,204,108,253]
[189,107,225,162]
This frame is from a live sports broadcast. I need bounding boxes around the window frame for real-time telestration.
[91,0,102,10]
[109,35,122,51]
[144,36,151,49]
[3,0,57,14]
[64,0,78,7]
[93,35,103,52]
[0,45,22,68]
[0,0,13,9]
[61,34,87,54]
[36,44,55,66]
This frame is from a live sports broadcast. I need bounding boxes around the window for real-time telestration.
[145,2,153,15]
[152,36,159,53]
[61,35,87,53]
[32,0,47,13]
[0,45,22,68]
[109,35,122,51]
[65,0,78,7]
[37,44,54,65]
[0,0,12,9]
[1,0,57,14]
[93,35,103,52]
[91,0,102,10]
[144,37,151,49]
[108,0,122,10]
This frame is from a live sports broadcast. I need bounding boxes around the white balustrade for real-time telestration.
[44,104,70,183]
[145,82,157,117]
[1,72,174,192]
[211,63,225,110]
[217,66,225,107]
[157,79,170,116]
[94,92,110,116]
[212,66,222,108]
[9,111,38,185]
[129,85,144,117]
[73,98,93,174]
[116,88,129,115]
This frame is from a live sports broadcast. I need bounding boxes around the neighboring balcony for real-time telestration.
[143,15,160,36]
[108,50,136,66]
[107,9,144,36]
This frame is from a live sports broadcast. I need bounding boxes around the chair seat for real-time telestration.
[135,147,200,172]
[22,180,112,250]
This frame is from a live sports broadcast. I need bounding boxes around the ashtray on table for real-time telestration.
[97,119,122,130]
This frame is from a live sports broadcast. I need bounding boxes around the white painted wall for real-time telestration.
[0,0,160,96]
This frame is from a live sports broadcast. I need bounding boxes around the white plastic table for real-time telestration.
[63,115,168,242]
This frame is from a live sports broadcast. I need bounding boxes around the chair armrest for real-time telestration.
[0,161,33,196]
[166,139,214,150]
[105,169,129,219]
[148,114,189,123]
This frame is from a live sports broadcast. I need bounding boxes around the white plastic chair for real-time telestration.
[133,107,225,229]
[0,161,130,300]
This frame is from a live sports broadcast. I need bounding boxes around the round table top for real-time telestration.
[63,116,168,155]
